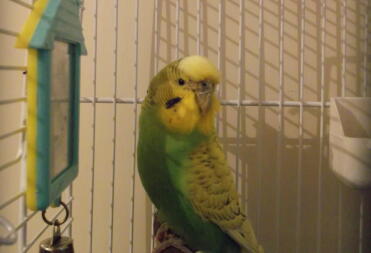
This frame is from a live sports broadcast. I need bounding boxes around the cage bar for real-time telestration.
[9,0,33,9]
[341,0,347,97]
[10,210,39,240]
[67,185,73,237]
[151,1,160,249]
[217,0,223,71]
[316,1,326,252]
[0,192,25,210]
[17,43,28,253]
[88,0,99,252]
[107,0,120,252]
[0,65,27,71]
[275,0,285,250]
[359,195,364,253]
[337,187,342,252]
[362,0,369,97]
[216,0,224,132]
[256,0,264,238]
[0,97,26,105]
[154,0,160,74]
[175,0,180,59]
[0,28,19,37]
[0,127,26,141]
[337,0,347,251]
[80,97,331,107]
[0,152,22,173]
[61,218,73,235]
[129,0,140,252]
[296,0,306,251]
[235,0,245,198]
[359,2,369,251]
[196,0,201,55]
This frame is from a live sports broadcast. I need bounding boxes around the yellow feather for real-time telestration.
[178,55,220,83]
[149,55,221,135]
[196,95,220,135]
[158,87,200,134]
[185,133,264,252]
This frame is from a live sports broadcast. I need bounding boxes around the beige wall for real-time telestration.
[1,0,370,253]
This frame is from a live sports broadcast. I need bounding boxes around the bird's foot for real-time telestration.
[153,238,194,253]
[153,213,195,252]
[154,222,170,243]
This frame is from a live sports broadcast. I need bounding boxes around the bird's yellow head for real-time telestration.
[144,55,220,135]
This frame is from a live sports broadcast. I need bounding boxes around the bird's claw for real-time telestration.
[153,238,194,253]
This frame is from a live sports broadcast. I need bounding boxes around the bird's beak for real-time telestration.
[189,82,214,115]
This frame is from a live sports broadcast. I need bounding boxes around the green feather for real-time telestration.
[138,107,241,253]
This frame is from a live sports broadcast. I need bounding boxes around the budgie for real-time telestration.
[138,55,263,253]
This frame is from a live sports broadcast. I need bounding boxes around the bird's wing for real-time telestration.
[185,134,263,253]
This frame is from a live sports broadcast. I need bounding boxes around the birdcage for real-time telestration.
[0,0,370,253]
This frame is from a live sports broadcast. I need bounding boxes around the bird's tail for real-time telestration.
[235,218,264,253]
[241,219,264,253]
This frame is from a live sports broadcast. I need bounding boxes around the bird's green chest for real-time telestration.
[138,118,202,196]
[137,111,240,253]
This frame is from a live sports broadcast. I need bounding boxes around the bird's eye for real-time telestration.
[201,82,208,87]
[178,79,185,85]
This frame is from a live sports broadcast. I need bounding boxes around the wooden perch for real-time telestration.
[153,213,196,253]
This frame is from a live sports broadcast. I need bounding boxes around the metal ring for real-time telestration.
[42,201,69,226]
[0,216,17,245]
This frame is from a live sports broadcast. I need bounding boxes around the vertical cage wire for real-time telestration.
[175,0,180,59]
[150,0,160,250]
[336,191,342,252]
[235,0,245,199]
[88,0,99,252]
[359,197,364,253]
[359,3,369,251]
[256,0,264,239]
[129,0,140,252]
[67,185,73,237]
[196,0,201,55]
[18,49,28,253]
[296,0,306,251]
[236,0,247,202]
[68,0,87,242]
[341,0,347,97]
[275,0,285,251]
[362,0,369,97]
[216,0,224,133]
[154,0,160,75]
[108,0,120,251]
[338,0,347,251]
[317,1,326,252]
